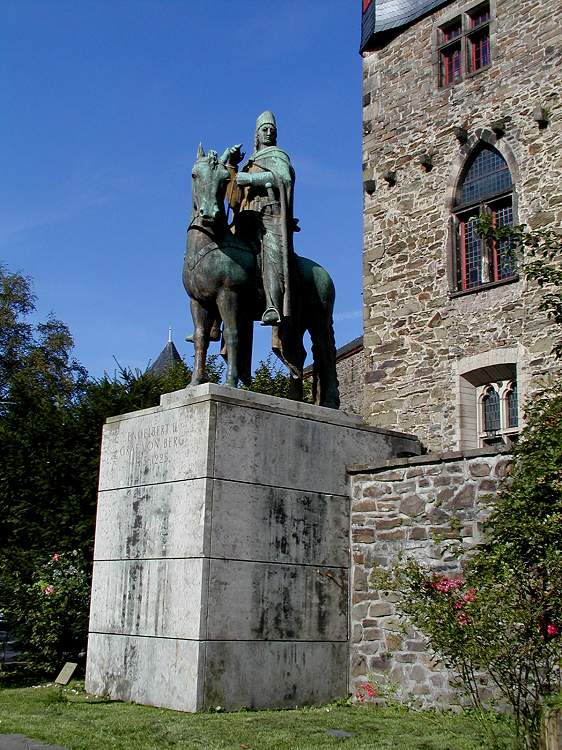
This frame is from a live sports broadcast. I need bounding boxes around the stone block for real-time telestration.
[87,384,419,711]
[399,496,425,517]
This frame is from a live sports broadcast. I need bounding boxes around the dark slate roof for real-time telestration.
[147,341,183,377]
[303,335,363,377]
[334,335,364,361]
[361,0,450,51]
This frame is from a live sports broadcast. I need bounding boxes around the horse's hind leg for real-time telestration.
[190,299,213,385]
[309,317,340,409]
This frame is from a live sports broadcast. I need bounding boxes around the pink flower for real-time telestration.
[51,553,60,562]
[546,624,559,637]
[355,691,365,703]
[455,600,464,610]
[463,588,477,603]
[43,585,55,595]
[457,612,469,626]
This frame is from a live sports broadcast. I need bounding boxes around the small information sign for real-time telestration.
[54,661,78,685]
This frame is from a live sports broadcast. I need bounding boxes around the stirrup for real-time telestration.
[260,307,281,326]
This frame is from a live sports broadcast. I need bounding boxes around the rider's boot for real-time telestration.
[186,321,221,343]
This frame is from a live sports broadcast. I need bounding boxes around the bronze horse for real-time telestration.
[183,146,340,409]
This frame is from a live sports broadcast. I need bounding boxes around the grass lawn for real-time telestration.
[0,682,516,750]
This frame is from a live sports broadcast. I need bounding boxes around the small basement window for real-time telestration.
[437,2,492,88]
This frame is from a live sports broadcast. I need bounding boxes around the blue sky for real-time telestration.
[2,0,364,376]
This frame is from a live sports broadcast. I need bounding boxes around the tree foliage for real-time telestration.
[0,266,202,670]
[476,218,562,356]
[245,354,312,400]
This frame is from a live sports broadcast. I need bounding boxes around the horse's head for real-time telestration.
[191,144,231,227]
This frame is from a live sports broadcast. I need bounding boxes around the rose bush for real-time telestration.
[1,550,90,673]
[378,384,562,750]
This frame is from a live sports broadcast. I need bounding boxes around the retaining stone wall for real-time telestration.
[336,348,366,416]
[348,449,510,707]
[361,0,561,451]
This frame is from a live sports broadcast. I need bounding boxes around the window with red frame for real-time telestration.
[453,146,517,292]
[437,2,491,87]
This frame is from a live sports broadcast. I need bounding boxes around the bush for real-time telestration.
[379,385,562,750]
[1,550,90,674]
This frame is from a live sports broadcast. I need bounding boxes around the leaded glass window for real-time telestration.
[454,145,516,292]
[483,388,500,433]
[459,148,512,205]
[507,384,519,428]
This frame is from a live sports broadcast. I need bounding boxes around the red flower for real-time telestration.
[463,588,477,603]
[546,623,559,638]
[355,681,377,703]
[457,612,469,626]
[432,576,463,593]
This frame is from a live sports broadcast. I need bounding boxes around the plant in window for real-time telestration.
[453,146,516,292]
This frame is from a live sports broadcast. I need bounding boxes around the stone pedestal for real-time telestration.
[85,384,419,711]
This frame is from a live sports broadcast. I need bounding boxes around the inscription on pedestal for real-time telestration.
[99,400,212,490]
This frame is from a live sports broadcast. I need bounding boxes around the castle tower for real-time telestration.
[360,0,561,452]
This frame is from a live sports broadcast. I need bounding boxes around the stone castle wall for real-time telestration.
[348,449,510,707]
[361,0,561,451]
[335,338,366,415]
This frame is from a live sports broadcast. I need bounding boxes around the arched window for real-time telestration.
[506,382,518,429]
[482,386,500,433]
[453,145,517,292]
[474,378,519,448]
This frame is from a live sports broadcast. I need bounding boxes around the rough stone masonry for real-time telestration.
[361,0,561,451]
[348,449,511,707]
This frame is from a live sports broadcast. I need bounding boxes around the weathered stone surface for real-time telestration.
[210,481,349,567]
[361,0,562,453]
[400,496,425,517]
[206,559,347,641]
[349,450,509,708]
[93,480,209,560]
[86,633,201,712]
[203,641,349,709]
[89,558,206,639]
[88,385,418,711]
[98,400,213,491]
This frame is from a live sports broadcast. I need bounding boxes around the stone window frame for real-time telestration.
[432,0,496,89]
[445,130,520,298]
[476,379,519,448]
[455,348,525,451]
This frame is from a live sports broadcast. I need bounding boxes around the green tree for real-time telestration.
[245,354,312,400]
[0,265,210,671]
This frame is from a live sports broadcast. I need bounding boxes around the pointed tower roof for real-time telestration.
[147,328,183,376]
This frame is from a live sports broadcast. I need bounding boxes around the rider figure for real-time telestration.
[232,111,296,326]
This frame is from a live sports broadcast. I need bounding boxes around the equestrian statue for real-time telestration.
[183,111,340,409]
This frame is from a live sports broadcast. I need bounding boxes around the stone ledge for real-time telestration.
[347,446,511,475]
[107,383,420,445]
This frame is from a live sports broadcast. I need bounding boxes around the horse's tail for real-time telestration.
[310,314,340,409]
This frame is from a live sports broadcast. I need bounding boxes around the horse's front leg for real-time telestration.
[217,289,247,388]
[190,300,212,385]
